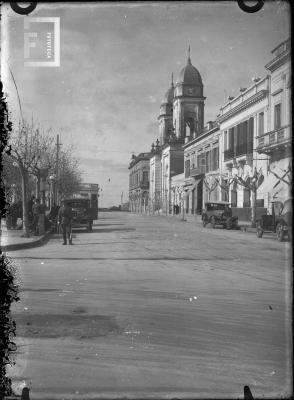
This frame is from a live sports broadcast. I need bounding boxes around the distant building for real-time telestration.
[152,48,205,214]
[128,152,152,212]
[183,121,220,215]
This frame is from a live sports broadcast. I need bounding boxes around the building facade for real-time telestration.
[256,39,291,206]
[128,152,152,213]
[183,121,221,215]
[217,38,291,220]
[128,39,291,221]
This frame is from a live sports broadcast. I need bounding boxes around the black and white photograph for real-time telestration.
[0,1,292,399]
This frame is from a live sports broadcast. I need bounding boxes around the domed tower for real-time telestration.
[173,47,205,140]
[158,74,174,145]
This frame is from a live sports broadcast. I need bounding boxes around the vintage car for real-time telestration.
[64,198,96,231]
[202,201,238,229]
[256,199,292,242]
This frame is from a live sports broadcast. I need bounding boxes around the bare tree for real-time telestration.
[215,176,235,202]
[236,167,264,227]
[203,177,218,200]
[56,146,83,200]
[5,121,53,237]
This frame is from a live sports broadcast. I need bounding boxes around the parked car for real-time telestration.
[64,198,96,231]
[202,201,238,229]
[256,198,292,242]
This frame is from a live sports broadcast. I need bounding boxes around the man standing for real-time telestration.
[32,198,41,235]
[58,200,73,245]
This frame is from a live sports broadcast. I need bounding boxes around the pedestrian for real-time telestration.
[32,198,41,235]
[58,200,73,245]
[48,202,59,233]
[28,195,35,223]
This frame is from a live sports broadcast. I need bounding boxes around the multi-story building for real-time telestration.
[256,38,291,206]
[128,152,152,212]
[216,38,290,221]
[183,121,221,215]
[149,140,162,212]
[128,39,291,220]
[149,49,206,214]
[217,76,269,216]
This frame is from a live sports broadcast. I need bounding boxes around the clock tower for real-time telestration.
[173,47,205,140]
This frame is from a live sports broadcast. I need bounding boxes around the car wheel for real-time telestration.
[276,223,285,242]
[210,216,216,229]
[256,226,263,238]
[202,217,208,227]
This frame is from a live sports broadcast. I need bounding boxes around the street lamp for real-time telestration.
[49,174,56,206]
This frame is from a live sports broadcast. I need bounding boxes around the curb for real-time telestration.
[1,231,52,252]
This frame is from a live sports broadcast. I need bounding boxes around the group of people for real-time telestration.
[6,195,74,245]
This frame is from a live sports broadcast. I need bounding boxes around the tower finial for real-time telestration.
[171,72,174,87]
[188,45,191,64]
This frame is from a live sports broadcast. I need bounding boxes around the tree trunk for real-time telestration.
[20,167,30,237]
[251,189,257,228]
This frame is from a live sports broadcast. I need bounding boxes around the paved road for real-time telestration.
[7,212,292,399]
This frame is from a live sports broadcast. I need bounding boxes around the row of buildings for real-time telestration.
[128,39,291,222]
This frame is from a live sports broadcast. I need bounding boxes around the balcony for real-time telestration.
[139,180,149,189]
[190,166,205,177]
[256,125,291,154]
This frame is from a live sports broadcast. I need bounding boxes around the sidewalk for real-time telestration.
[0,219,51,252]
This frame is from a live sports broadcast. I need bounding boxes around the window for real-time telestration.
[258,112,264,136]
[205,151,210,173]
[248,117,254,153]
[228,127,234,150]
[143,171,148,182]
[274,103,281,129]
[224,131,228,150]
[211,147,219,171]
[185,159,190,178]
[231,190,237,207]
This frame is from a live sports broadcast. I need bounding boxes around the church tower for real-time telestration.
[158,74,174,145]
[173,47,205,140]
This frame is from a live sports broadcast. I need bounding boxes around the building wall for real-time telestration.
[184,127,221,214]
[218,78,270,210]
[149,153,162,211]
[129,156,151,212]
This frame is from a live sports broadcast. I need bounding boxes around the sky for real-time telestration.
[2,1,290,206]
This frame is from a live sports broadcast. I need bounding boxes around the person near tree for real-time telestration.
[58,200,73,245]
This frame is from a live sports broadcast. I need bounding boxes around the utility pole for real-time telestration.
[55,134,62,204]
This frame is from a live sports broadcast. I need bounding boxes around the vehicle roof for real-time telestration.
[204,201,231,205]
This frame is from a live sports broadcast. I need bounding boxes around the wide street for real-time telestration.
[7,212,292,399]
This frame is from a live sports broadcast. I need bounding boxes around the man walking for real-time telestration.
[58,200,73,245]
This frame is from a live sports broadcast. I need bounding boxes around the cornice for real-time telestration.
[217,90,268,124]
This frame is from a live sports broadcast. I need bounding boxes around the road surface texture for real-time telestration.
[7,212,292,399]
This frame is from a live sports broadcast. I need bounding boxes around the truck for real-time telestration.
[65,183,99,231]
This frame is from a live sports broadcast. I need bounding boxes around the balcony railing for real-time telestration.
[190,166,205,177]
[139,180,149,189]
[256,125,291,153]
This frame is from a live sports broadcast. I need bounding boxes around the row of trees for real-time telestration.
[2,119,82,237]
